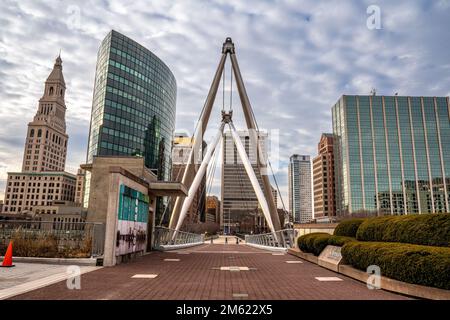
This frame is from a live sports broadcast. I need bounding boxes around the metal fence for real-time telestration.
[0,220,105,257]
[153,226,204,250]
[245,229,296,248]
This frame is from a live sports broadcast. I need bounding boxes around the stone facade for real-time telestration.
[2,172,76,214]
[22,55,68,173]
[170,134,206,225]
[2,56,76,214]
[74,168,86,205]
[81,156,187,266]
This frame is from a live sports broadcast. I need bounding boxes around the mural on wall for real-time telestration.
[116,184,149,256]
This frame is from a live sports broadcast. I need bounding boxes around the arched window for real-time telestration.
[49,87,54,95]
[30,129,35,137]
[37,129,42,138]
[60,89,63,96]
[46,131,49,139]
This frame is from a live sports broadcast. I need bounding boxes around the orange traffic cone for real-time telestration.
[1,241,15,268]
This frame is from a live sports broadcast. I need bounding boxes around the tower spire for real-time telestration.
[47,53,65,85]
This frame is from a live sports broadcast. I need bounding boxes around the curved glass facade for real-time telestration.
[86,30,176,181]
[333,95,450,216]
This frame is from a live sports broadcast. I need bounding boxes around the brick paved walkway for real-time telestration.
[11,244,409,300]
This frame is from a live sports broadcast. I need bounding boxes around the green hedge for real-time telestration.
[334,218,366,237]
[297,233,356,256]
[342,241,450,290]
[327,235,356,247]
[356,214,450,247]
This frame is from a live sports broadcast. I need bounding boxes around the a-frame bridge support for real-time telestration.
[169,38,282,235]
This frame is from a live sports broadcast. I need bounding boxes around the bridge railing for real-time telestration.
[245,229,296,250]
[153,226,204,251]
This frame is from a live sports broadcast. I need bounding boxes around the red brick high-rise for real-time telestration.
[312,133,336,220]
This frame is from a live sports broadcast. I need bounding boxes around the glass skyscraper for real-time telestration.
[332,95,450,216]
[84,30,176,207]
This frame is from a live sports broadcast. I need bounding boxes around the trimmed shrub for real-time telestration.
[297,233,356,256]
[327,235,356,247]
[356,213,450,247]
[312,234,332,256]
[297,233,329,255]
[334,218,366,237]
[0,229,92,258]
[342,241,450,290]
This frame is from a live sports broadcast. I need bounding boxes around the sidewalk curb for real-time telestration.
[0,256,100,266]
[287,248,450,300]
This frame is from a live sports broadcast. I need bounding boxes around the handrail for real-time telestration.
[153,226,204,250]
[245,229,296,249]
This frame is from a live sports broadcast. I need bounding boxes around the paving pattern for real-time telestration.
[10,244,410,300]
[0,263,100,299]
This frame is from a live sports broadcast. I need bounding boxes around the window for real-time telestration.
[49,87,54,95]
[37,129,42,138]
[30,129,35,137]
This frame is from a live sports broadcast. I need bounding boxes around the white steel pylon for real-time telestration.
[174,111,276,237]
[169,38,282,235]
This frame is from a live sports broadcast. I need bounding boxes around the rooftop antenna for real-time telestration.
[370,88,377,96]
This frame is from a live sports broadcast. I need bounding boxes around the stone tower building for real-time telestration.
[2,56,75,214]
[22,55,68,173]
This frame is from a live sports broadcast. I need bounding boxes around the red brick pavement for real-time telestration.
[10,244,409,300]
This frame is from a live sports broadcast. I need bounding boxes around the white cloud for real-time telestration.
[0,0,449,205]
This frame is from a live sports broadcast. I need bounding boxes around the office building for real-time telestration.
[83,30,177,218]
[313,134,336,220]
[332,95,450,216]
[221,130,271,233]
[2,56,76,214]
[206,195,220,223]
[289,155,313,223]
[74,168,86,205]
[170,133,206,225]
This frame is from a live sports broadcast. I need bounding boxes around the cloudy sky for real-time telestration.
[1,0,450,208]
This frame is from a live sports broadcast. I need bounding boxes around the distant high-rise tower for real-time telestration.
[22,55,68,173]
[221,130,271,234]
[313,134,336,220]
[289,155,312,223]
[2,56,76,214]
